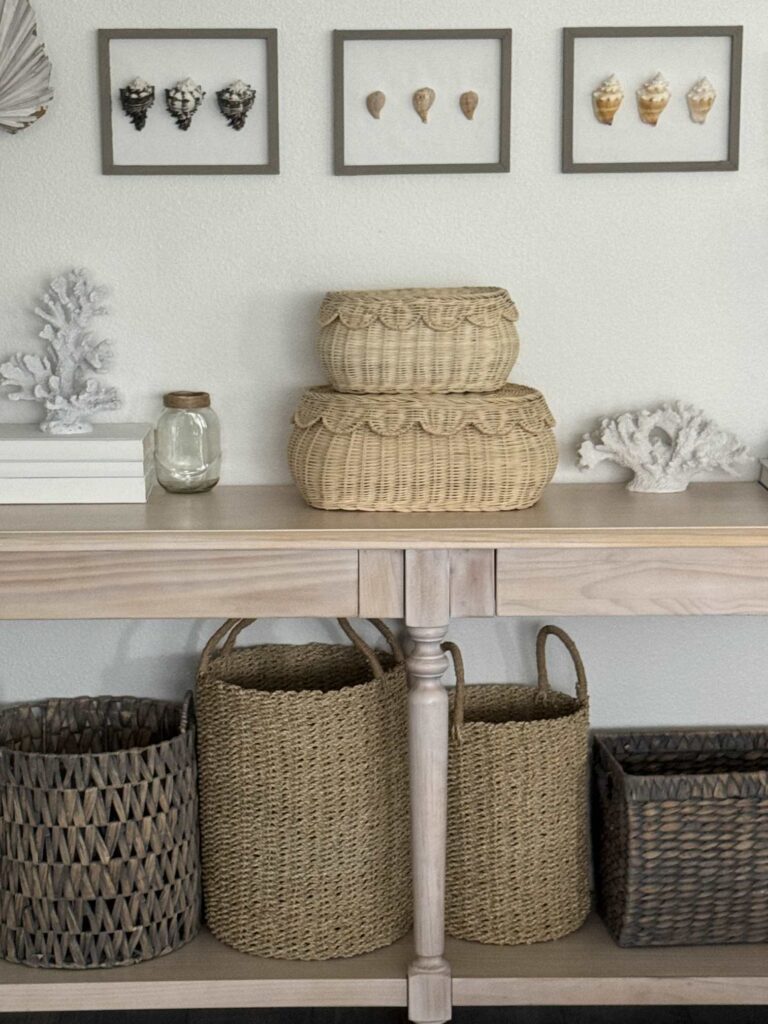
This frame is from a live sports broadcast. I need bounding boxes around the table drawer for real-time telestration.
[497,548,768,616]
[0,549,359,619]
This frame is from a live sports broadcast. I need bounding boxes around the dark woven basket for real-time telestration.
[593,729,768,947]
[0,695,200,969]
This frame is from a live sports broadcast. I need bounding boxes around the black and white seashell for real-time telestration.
[166,77,205,131]
[216,79,256,130]
[119,77,155,131]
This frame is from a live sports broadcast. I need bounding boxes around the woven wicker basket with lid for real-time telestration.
[288,383,557,512]
[317,286,520,394]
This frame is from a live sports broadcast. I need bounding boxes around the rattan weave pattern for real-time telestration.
[445,626,591,946]
[0,695,200,969]
[594,730,768,947]
[288,384,558,512]
[317,287,520,394]
[196,618,411,961]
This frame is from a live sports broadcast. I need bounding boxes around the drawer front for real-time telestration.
[0,549,359,619]
[497,548,768,616]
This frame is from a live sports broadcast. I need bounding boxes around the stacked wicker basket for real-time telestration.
[289,287,558,512]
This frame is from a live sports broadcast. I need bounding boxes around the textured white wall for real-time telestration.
[2,0,768,726]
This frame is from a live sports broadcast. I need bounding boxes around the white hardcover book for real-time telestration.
[760,459,768,490]
[0,423,153,462]
[0,459,149,478]
[0,469,155,505]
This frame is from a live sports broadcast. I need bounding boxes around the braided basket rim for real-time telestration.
[292,384,555,438]
[318,286,518,330]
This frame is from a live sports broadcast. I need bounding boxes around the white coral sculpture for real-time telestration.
[0,268,121,434]
[578,403,750,493]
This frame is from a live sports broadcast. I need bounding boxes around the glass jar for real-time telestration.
[155,391,221,494]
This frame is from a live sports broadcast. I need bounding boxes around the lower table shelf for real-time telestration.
[1,916,767,1013]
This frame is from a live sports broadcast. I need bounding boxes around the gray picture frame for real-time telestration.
[333,29,512,176]
[98,28,280,176]
[562,25,743,174]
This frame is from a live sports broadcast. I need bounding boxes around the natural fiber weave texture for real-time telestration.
[196,618,411,960]
[594,730,768,947]
[445,626,590,946]
[288,384,558,512]
[0,695,200,970]
[317,287,520,394]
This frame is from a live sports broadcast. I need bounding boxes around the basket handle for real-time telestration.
[336,618,405,681]
[179,691,193,734]
[199,617,404,680]
[199,618,255,674]
[536,625,588,703]
[442,641,466,742]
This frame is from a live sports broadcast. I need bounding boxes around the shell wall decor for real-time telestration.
[636,72,670,126]
[578,403,750,493]
[366,90,385,119]
[0,0,53,135]
[166,77,205,130]
[120,77,154,131]
[459,90,478,120]
[687,77,716,124]
[217,79,256,130]
[592,74,623,125]
[412,86,435,123]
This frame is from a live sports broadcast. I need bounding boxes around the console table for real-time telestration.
[2,481,768,1023]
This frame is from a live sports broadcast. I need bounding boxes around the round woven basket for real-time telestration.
[0,695,200,970]
[317,287,520,394]
[288,383,558,512]
[445,627,591,946]
[196,618,411,960]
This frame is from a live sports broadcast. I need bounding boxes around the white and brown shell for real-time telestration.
[636,72,670,126]
[413,87,435,123]
[0,0,53,135]
[459,91,478,120]
[366,90,385,119]
[687,77,716,124]
[592,74,623,125]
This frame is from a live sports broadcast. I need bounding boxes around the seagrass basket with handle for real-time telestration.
[195,617,411,960]
[317,286,520,394]
[444,626,591,945]
[594,728,768,947]
[0,694,200,969]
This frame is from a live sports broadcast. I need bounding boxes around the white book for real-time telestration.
[760,459,768,490]
[0,423,153,462]
[0,458,150,478]
[0,469,155,505]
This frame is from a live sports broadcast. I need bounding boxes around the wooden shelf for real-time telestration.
[2,917,767,1012]
[0,928,411,1012]
[1,482,767,552]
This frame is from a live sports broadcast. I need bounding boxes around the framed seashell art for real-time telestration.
[98,28,279,175]
[561,25,742,174]
[333,29,511,175]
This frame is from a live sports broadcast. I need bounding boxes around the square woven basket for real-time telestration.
[593,729,768,947]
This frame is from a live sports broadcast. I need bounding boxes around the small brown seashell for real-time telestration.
[366,90,386,119]
[459,90,478,120]
[413,87,436,123]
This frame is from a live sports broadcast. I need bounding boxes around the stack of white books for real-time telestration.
[0,424,155,504]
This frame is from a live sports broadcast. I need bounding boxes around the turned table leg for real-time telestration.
[405,551,452,1024]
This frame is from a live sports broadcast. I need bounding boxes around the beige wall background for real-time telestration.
[1,0,767,726]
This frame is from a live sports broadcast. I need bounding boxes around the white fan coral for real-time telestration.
[0,269,121,434]
[0,0,54,134]
[578,403,750,493]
